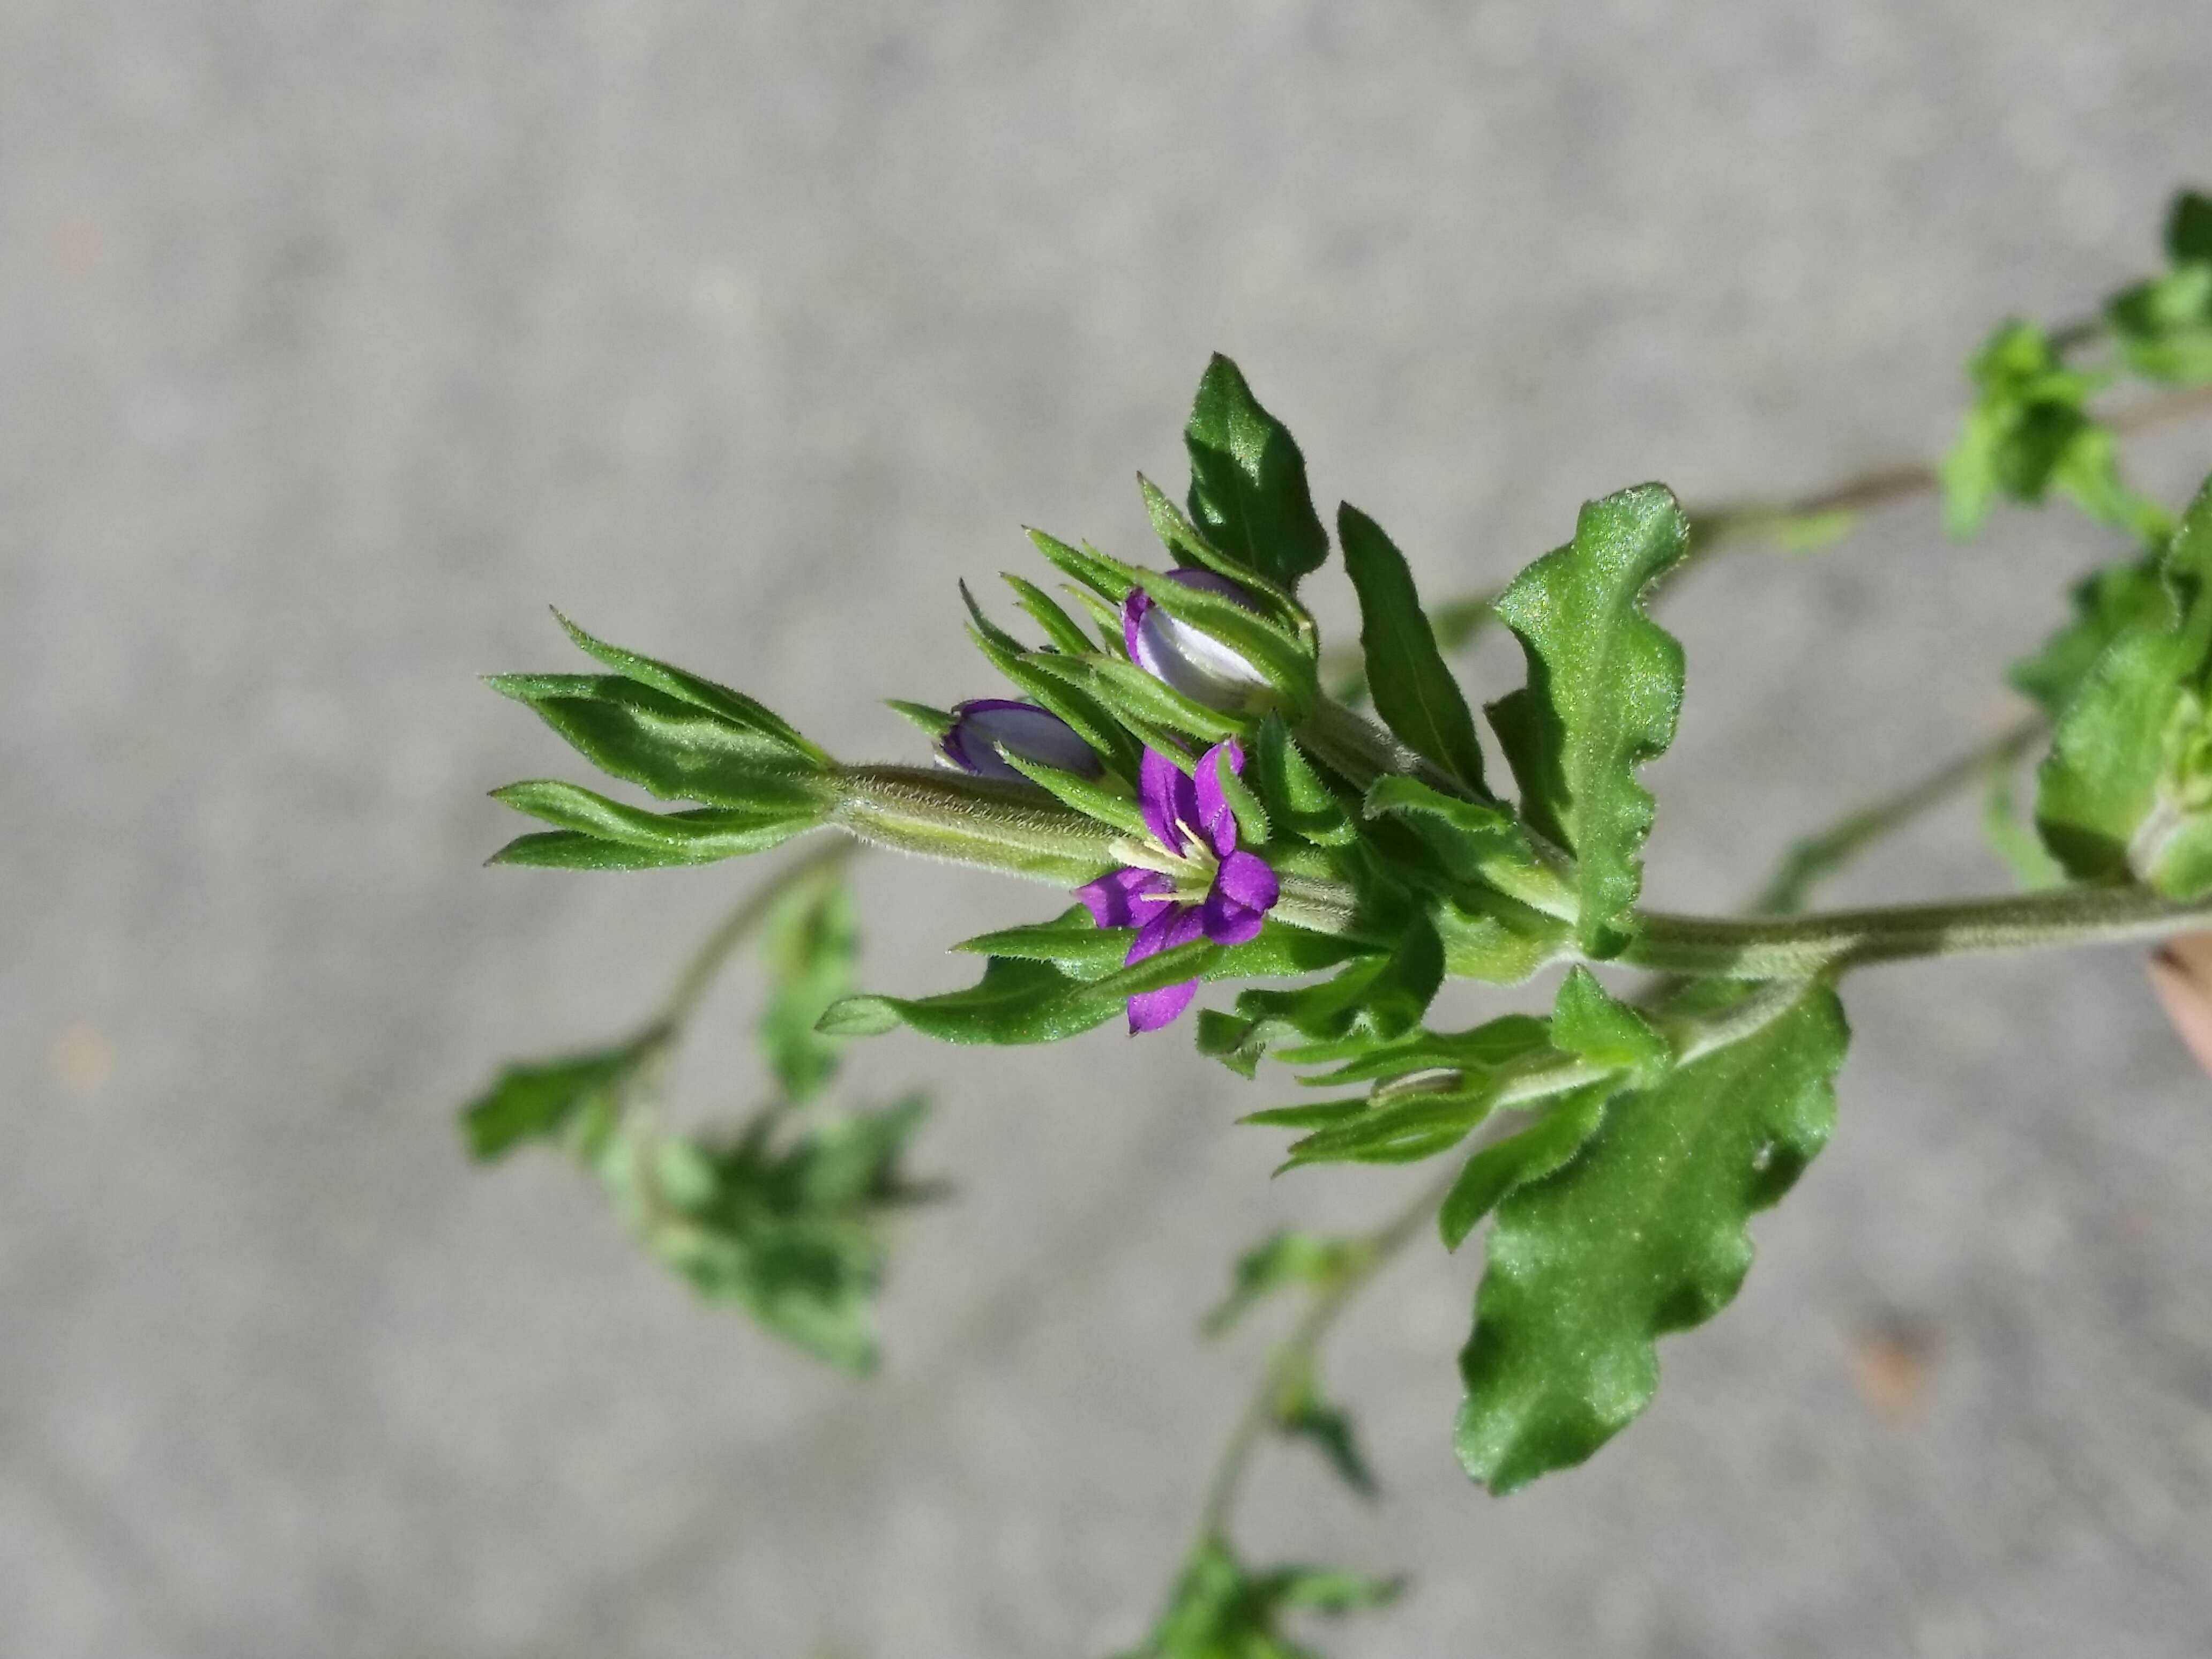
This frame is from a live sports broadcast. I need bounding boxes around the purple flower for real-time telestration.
[1074,741,1280,1033]
[1121,569,1273,711]
[938,699,1105,782]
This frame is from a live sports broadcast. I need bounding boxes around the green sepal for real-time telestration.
[1486,482,1688,958]
[1025,527,1137,603]
[1455,980,1850,1493]
[1252,714,1358,846]
[1182,352,1332,590]
[1231,916,1442,1048]
[1138,475,1312,638]
[1020,649,1250,744]
[1002,572,1099,657]
[885,699,956,738]
[1205,734,1274,846]
[1362,775,1576,921]
[487,829,760,871]
[998,752,1152,839]
[1275,1076,1503,1169]
[965,622,1146,780]
[1337,503,1493,797]
[1237,1097,1370,1131]
[1067,514,1318,708]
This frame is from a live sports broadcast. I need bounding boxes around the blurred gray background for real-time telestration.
[7,3,2212,1655]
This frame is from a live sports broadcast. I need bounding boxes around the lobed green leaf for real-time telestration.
[1455,980,1850,1492]
[1486,483,1689,958]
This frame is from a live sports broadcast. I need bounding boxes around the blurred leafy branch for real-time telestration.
[461,188,2212,1654]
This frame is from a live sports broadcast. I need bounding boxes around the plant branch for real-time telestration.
[1623,883,2212,980]
[1188,1165,1458,1547]
[662,836,860,1028]
[1324,380,2212,701]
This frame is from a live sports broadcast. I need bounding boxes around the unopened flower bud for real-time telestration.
[938,699,1104,782]
[1122,569,1274,711]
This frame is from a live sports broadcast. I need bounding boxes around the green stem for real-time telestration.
[1623,884,2212,980]
[662,838,860,1027]
[1189,1165,1458,1545]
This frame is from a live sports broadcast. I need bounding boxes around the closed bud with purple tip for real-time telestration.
[938,699,1105,783]
[1122,569,1276,712]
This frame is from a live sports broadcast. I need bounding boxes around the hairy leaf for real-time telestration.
[1184,354,1332,591]
[2037,472,2212,888]
[1337,505,1492,797]
[1437,1083,1611,1253]
[1455,981,1850,1492]
[1486,483,1689,958]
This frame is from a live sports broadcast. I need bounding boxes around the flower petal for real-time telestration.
[1125,570,1272,712]
[1139,746,1200,855]
[1202,849,1280,946]
[1193,738,1247,857]
[1074,866,1177,929]
[1126,900,1206,963]
[1124,901,1207,1032]
[1126,977,1200,1034]
[1121,588,1154,663]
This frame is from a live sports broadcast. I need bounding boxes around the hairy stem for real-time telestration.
[1624,884,2212,980]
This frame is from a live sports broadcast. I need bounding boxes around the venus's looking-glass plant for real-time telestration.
[464,189,2212,1655]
